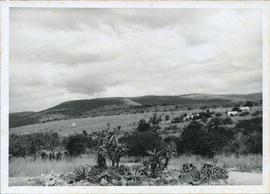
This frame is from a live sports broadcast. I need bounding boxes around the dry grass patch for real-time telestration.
[169,154,262,172]
[9,155,96,177]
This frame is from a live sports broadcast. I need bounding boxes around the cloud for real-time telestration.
[9,8,262,112]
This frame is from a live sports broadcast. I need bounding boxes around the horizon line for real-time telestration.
[9,91,262,114]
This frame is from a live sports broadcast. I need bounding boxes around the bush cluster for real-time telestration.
[119,114,167,156]
[9,132,60,158]
[176,117,262,157]
[10,131,98,158]
[63,134,97,157]
[120,130,163,156]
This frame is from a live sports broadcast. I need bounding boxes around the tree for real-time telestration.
[9,134,28,158]
[137,119,151,132]
[149,113,162,131]
[232,117,262,154]
[82,130,88,136]
[207,118,234,154]
[232,107,240,112]
[64,134,89,156]
[244,101,254,107]
[120,130,163,156]
[180,121,215,157]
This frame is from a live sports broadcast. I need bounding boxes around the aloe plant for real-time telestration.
[146,149,165,178]
[73,165,91,181]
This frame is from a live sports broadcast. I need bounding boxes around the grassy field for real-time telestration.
[9,154,262,177]
[9,106,262,137]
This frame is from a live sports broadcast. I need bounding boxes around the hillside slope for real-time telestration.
[10,93,262,128]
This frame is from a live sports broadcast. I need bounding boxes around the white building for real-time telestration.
[239,106,250,112]
[227,111,238,116]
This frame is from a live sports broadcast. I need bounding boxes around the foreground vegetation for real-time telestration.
[9,153,262,177]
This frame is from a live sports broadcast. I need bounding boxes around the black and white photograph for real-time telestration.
[1,1,270,193]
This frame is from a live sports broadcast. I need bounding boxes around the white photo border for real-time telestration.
[1,1,270,193]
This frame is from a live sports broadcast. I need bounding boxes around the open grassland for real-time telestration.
[10,106,262,136]
[10,113,149,136]
[9,154,262,177]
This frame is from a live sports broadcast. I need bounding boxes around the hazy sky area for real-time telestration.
[10,8,262,113]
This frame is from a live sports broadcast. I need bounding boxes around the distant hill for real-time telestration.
[180,93,262,102]
[9,93,262,128]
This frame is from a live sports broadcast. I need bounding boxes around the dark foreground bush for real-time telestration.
[231,117,262,154]
[179,121,216,157]
[120,131,163,156]
[63,134,97,157]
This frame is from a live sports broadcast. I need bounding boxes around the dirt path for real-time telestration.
[9,177,30,186]
[228,171,262,185]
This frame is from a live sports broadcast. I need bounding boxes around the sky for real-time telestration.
[10,8,262,113]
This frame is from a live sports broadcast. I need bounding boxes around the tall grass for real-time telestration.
[9,155,96,177]
[169,154,262,172]
[214,154,262,172]
[10,154,262,177]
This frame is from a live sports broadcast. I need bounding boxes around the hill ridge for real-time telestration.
[10,92,262,128]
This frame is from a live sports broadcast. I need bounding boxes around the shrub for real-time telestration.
[215,112,222,117]
[9,134,28,158]
[171,117,182,123]
[252,111,261,116]
[201,116,208,123]
[244,131,262,153]
[223,117,233,125]
[235,117,262,134]
[149,113,162,125]
[164,136,179,145]
[244,101,254,107]
[137,119,151,132]
[200,106,208,110]
[232,106,240,112]
[239,112,249,116]
[199,110,212,118]
[179,119,235,157]
[9,132,61,158]
[207,118,234,153]
[164,124,178,131]
[232,117,262,154]
[179,121,215,157]
[64,134,93,157]
[120,131,163,156]
[82,130,88,136]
